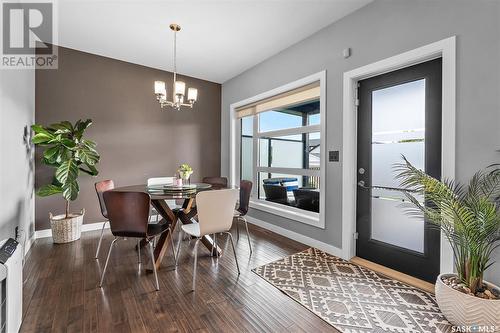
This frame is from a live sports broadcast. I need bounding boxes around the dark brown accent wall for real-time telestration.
[35,45,221,230]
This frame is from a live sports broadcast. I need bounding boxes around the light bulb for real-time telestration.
[174,81,185,96]
[187,88,198,102]
[154,81,166,95]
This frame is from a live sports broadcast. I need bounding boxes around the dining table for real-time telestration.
[111,183,229,270]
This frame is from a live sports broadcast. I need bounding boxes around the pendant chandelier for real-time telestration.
[154,24,198,110]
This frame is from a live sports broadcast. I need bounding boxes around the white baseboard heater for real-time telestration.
[0,238,23,333]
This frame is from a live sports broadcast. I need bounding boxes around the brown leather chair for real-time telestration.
[94,180,115,258]
[202,176,228,188]
[99,191,176,291]
[234,180,253,253]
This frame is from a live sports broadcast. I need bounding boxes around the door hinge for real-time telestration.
[354,232,359,240]
[355,99,359,107]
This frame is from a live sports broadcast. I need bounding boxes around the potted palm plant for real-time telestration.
[32,119,100,243]
[395,157,500,328]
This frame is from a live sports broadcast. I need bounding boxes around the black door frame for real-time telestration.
[355,58,442,283]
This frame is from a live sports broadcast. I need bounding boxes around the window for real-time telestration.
[233,73,325,228]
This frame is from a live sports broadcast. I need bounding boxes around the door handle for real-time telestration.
[357,181,418,193]
[357,180,369,189]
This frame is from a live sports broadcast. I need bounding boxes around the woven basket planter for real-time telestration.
[49,209,85,244]
[435,273,500,330]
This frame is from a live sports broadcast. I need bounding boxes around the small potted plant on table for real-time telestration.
[178,163,193,184]
[396,157,500,328]
[32,119,100,243]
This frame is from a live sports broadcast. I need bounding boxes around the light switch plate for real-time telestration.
[329,150,339,162]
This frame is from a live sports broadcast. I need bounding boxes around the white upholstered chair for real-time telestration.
[147,177,175,187]
[175,188,239,291]
[147,177,180,219]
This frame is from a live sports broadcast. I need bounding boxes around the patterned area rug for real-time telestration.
[253,248,452,333]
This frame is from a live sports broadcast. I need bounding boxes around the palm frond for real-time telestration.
[394,156,500,293]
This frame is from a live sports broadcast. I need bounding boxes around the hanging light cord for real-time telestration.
[173,28,177,96]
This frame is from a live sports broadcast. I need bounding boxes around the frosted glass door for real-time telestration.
[356,58,442,282]
[371,79,425,253]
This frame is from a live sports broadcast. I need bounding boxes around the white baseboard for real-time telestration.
[33,217,345,260]
[24,236,34,256]
[35,221,108,239]
[245,216,344,259]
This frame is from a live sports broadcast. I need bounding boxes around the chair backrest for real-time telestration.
[103,191,151,238]
[95,180,115,219]
[202,176,228,188]
[263,184,288,201]
[196,189,238,236]
[147,177,175,186]
[238,180,253,216]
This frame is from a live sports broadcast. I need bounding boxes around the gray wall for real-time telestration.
[221,0,500,284]
[0,68,36,250]
[35,45,221,230]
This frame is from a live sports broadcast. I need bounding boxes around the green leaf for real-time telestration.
[60,138,77,149]
[36,184,62,197]
[43,146,61,162]
[75,146,99,165]
[62,181,79,201]
[75,119,92,139]
[32,133,54,145]
[49,122,72,134]
[31,124,53,136]
[82,139,97,149]
[55,147,69,164]
[76,119,92,131]
[47,134,63,144]
[55,159,78,184]
[42,157,60,168]
[50,120,74,132]
[79,163,98,176]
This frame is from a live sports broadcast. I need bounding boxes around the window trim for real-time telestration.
[229,71,326,229]
[256,124,320,138]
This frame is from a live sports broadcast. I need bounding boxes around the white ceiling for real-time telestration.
[57,0,372,83]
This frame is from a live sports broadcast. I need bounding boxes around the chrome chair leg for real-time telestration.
[175,229,183,267]
[137,239,142,264]
[212,233,219,258]
[95,221,107,259]
[210,234,215,257]
[192,238,200,291]
[100,237,119,287]
[242,217,253,253]
[236,218,240,240]
[224,232,240,274]
[149,241,159,291]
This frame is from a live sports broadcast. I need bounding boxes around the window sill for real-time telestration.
[249,199,324,228]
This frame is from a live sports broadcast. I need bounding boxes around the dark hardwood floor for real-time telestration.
[21,223,338,333]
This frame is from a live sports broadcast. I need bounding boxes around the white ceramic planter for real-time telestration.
[49,209,85,244]
[435,273,500,330]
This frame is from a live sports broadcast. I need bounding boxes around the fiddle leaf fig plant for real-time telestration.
[32,119,100,218]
